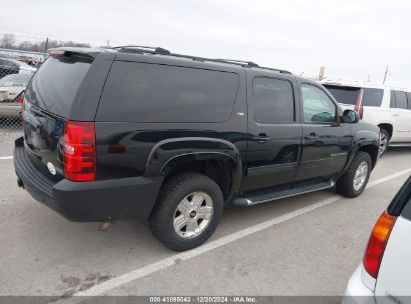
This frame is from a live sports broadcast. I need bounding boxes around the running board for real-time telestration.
[233,180,335,207]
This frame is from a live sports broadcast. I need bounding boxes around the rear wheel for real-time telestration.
[336,152,372,198]
[379,128,390,156]
[149,172,223,251]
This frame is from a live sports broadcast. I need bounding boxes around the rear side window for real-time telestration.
[362,88,384,107]
[27,56,91,117]
[408,93,411,109]
[97,62,239,123]
[252,77,294,123]
[323,85,360,105]
[391,91,408,109]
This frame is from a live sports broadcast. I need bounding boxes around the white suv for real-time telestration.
[321,81,411,155]
[343,176,411,304]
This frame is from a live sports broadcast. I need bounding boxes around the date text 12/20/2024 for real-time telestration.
[149,296,257,303]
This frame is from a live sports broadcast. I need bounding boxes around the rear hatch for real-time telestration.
[22,53,93,181]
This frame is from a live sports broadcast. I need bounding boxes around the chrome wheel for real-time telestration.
[379,131,388,154]
[353,161,368,191]
[173,192,214,239]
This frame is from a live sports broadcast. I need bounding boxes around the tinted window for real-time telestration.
[362,88,384,106]
[27,56,91,117]
[400,195,411,221]
[301,84,336,124]
[252,77,294,123]
[323,85,360,105]
[393,91,408,109]
[408,93,411,109]
[97,62,239,123]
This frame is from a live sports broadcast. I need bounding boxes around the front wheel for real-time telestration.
[336,152,372,198]
[149,172,224,251]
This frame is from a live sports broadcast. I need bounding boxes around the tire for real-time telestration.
[336,151,372,198]
[379,128,390,156]
[149,172,224,251]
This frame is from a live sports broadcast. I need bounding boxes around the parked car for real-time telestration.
[0,74,32,117]
[14,47,379,251]
[0,57,36,79]
[343,175,411,304]
[321,80,411,155]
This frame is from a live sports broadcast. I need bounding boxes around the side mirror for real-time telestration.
[342,109,359,123]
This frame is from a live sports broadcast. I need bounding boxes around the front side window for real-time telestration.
[252,77,294,123]
[301,84,337,124]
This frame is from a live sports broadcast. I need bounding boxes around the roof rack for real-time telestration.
[214,59,259,67]
[112,46,292,74]
[113,45,171,55]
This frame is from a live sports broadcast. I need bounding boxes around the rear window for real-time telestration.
[97,62,239,123]
[0,74,31,87]
[252,77,295,123]
[27,56,91,117]
[391,91,409,109]
[323,85,360,105]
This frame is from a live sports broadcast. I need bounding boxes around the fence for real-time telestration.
[0,50,43,134]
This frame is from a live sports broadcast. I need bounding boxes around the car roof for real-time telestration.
[50,46,294,77]
[321,79,410,92]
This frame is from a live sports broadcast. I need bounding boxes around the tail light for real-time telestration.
[15,92,25,119]
[63,121,96,182]
[363,210,397,279]
[354,89,364,119]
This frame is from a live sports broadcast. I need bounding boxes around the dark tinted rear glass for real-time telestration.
[27,56,91,117]
[362,88,384,106]
[400,195,411,221]
[323,85,360,105]
[393,91,408,109]
[97,62,239,122]
[252,77,294,123]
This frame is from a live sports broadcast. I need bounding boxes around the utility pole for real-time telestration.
[383,66,389,84]
[106,40,110,47]
[44,37,49,52]
[319,66,325,80]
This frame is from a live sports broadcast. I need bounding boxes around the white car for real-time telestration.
[321,81,411,155]
[0,73,31,117]
[343,176,411,304]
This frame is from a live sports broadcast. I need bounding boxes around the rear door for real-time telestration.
[242,73,302,192]
[294,82,351,182]
[389,90,411,142]
[23,54,93,180]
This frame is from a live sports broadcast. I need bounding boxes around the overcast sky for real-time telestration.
[2,0,410,88]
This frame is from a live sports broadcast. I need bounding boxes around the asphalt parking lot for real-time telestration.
[1,141,411,299]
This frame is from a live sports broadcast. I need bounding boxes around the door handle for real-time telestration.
[252,133,271,143]
[393,113,400,117]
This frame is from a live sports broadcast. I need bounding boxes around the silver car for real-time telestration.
[343,176,411,304]
[0,73,32,117]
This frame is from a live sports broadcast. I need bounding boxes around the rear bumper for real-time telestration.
[14,137,162,222]
[342,265,375,304]
[0,103,20,116]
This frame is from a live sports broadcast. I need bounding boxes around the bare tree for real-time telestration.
[0,33,91,52]
[0,34,16,49]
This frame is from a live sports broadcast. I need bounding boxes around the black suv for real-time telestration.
[14,46,380,251]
